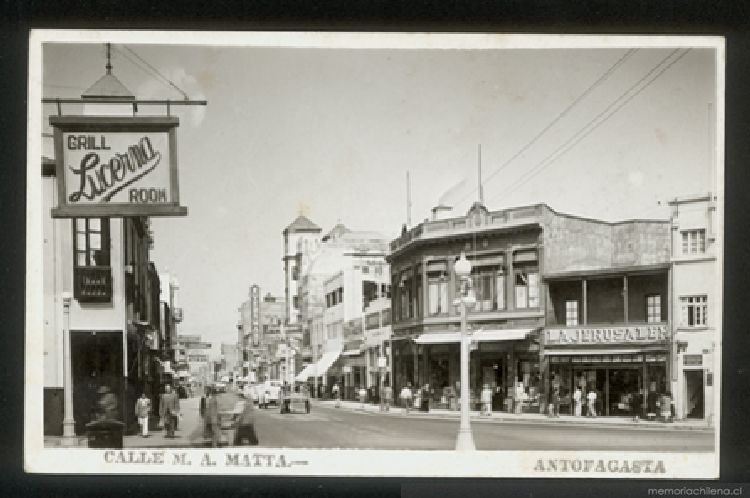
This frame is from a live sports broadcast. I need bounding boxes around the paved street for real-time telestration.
[252,401,714,452]
[119,394,713,452]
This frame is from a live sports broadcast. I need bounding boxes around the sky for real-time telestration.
[40,37,718,346]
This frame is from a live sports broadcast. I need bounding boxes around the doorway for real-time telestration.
[684,370,705,419]
[70,331,123,435]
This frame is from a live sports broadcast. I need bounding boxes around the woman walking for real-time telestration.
[399,383,413,414]
[135,392,151,437]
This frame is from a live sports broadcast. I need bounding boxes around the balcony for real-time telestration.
[74,266,112,303]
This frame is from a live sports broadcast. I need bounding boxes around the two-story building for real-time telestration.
[669,193,718,424]
[542,212,671,417]
[388,201,672,416]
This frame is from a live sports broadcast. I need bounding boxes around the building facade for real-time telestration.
[293,224,391,398]
[669,194,718,424]
[43,156,165,435]
[388,201,672,415]
[282,215,322,325]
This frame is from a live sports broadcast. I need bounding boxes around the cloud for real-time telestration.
[437,177,468,206]
[135,66,207,127]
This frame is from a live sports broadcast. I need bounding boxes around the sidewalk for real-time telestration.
[316,399,714,432]
[44,395,206,448]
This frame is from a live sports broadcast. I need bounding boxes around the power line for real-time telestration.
[492,49,690,205]
[118,45,190,100]
[454,48,638,209]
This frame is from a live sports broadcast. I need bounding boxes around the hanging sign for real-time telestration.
[50,115,187,217]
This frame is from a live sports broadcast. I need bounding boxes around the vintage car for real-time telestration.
[279,386,311,414]
[257,380,282,408]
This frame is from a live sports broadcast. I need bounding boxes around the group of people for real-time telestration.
[132,383,181,438]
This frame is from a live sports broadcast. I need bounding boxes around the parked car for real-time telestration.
[258,380,282,409]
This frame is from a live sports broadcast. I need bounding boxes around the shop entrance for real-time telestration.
[571,366,641,417]
[70,331,123,435]
[684,370,705,419]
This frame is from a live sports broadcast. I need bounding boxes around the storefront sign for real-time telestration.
[50,116,187,217]
[545,325,669,345]
[683,354,703,366]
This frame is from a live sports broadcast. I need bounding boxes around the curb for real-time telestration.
[314,402,714,432]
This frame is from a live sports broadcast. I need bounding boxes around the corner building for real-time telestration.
[388,202,672,415]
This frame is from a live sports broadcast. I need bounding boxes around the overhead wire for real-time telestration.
[113,44,190,100]
[491,48,691,205]
[453,48,639,209]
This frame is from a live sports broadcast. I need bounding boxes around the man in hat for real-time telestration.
[159,384,180,438]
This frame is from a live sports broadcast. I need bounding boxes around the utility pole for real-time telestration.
[406,171,412,227]
[478,144,484,204]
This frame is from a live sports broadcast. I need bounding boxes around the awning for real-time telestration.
[312,350,341,377]
[295,364,315,382]
[414,328,535,344]
[545,346,667,356]
[341,349,364,357]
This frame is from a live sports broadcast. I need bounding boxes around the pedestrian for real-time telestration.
[234,398,259,446]
[399,383,413,414]
[633,389,643,423]
[420,384,432,412]
[547,387,559,417]
[480,384,492,417]
[586,387,597,418]
[660,391,673,423]
[380,382,392,412]
[135,392,151,437]
[200,387,210,438]
[332,383,341,408]
[514,382,525,414]
[159,384,180,438]
[205,387,221,447]
[573,386,582,417]
[358,386,367,410]
[96,385,119,421]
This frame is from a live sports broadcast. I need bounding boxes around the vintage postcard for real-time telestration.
[25,30,723,477]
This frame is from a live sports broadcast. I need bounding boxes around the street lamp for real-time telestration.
[454,251,476,451]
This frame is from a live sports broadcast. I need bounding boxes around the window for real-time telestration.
[565,300,579,326]
[362,281,379,311]
[381,283,391,299]
[74,218,110,267]
[646,294,662,323]
[471,268,505,312]
[515,271,539,309]
[680,295,707,326]
[73,218,112,302]
[427,271,449,316]
[681,229,706,255]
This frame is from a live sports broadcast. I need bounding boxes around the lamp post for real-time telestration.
[453,252,476,451]
[61,292,77,445]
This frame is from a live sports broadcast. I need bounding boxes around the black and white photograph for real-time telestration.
[25,31,723,477]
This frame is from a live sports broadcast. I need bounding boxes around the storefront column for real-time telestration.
[365,348,371,389]
[506,249,515,310]
[412,342,419,385]
[61,293,76,444]
[582,279,588,325]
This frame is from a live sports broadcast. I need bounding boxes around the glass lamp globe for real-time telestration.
[454,251,472,278]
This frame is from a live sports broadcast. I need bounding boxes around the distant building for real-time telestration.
[283,215,322,326]
[293,224,391,399]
